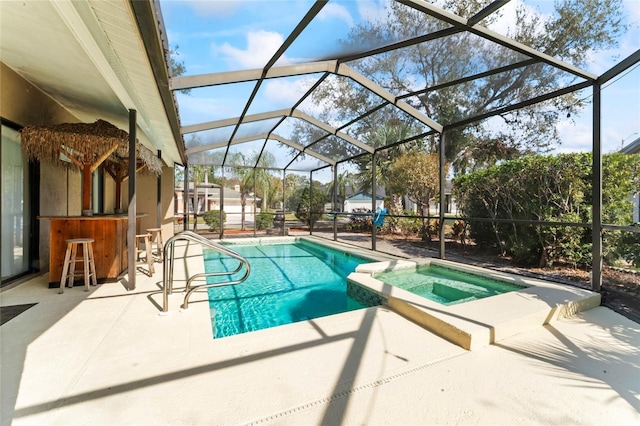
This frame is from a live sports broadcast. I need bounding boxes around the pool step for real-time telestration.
[348,259,601,351]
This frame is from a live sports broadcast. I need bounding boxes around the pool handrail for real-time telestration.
[161,231,251,314]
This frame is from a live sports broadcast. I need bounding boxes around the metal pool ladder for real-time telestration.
[160,230,250,315]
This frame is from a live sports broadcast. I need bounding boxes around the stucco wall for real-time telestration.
[120,165,176,239]
[1,63,77,126]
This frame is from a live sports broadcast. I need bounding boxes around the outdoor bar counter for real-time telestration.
[40,214,146,286]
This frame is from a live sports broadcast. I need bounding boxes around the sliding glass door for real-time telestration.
[1,124,31,284]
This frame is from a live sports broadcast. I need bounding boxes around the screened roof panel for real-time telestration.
[286,151,330,172]
[308,134,366,162]
[262,139,303,169]
[187,146,228,166]
[162,0,601,173]
[233,118,283,139]
[295,73,384,128]
[273,116,330,146]
[345,32,535,98]
[184,127,235,151]
[281,0,450,64]
[225,139,270,166]
[177,82,259,127]
[243,73,326,117]
[400,64,587,128]
[340,103,434,146]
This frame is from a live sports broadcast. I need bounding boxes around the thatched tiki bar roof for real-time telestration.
[21,119,163,214]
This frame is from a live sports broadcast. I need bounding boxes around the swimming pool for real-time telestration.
[373,264,525,305]
[203,239,378,338]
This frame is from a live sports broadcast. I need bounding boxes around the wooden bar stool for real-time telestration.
[59,238,97,294]
[135,233,155,275]
[146,227,164,262]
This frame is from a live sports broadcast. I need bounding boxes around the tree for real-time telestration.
[284,174,309,212]
[388,152,441,240]
[169,45,191,95]
[294,0,626,175]
[227,150,277,230]
[354,122,425,220]
[295,181,326,227]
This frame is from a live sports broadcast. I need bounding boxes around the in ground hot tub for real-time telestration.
[373,263,526,305]
[347,258,601,350]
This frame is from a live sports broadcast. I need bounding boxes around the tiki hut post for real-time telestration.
[82,164,92,212]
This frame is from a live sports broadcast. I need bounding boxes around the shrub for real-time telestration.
[255,212,273,230]
[453,153,640,268]
[295,185,325,227]
[202,210,226,232]
[346,208,372,231]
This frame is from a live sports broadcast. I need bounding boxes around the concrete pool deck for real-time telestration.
[1,237,639,425]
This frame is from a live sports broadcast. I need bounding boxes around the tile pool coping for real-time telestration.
[213,236,401,264]
[349,258,601,350]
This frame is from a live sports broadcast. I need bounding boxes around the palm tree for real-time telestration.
[228,151,276,230]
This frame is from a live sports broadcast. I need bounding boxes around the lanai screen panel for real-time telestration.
[187,146,228,166]
[184,127,234,152]
[225,139,272,166]
[233,118,284,140]
[261,139,316,169]
[340,104,435,150]
[282,0,452,63]
[400,63,587,128]
[286,152,329,173]
[296,73,386,128]
[311,134,367,163]
[272,116,333,150]
[345,33,534,99]
[244,74,327,118]
[177,82,260,127]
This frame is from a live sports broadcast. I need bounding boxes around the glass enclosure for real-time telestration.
[1,125,31,284]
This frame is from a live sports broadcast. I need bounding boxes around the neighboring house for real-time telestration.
[620,136,640,224]
[175,183,261,226]
[343,192,385,213]
[341,183,459,216]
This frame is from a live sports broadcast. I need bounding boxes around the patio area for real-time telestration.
[1,238,639,425]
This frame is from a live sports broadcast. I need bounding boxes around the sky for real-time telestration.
[159,0,640,173]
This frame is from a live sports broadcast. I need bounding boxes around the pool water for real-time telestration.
[374,264,525,305]
[203,241,375,338]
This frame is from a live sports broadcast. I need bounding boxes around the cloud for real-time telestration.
[318,3,354,27]
[356,0,388,24]
[176,93,240,125]
[554,119,593,154]
[263,79,309,106]
[261,77,328,117]
[626,0,640,24]
[486,0,547,38]
[213,30,288,69]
